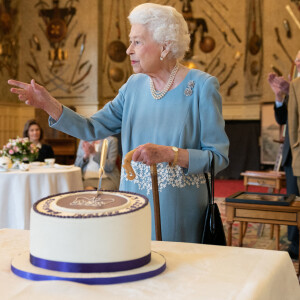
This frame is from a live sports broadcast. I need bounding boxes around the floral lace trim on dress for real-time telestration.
[121,161,207,195]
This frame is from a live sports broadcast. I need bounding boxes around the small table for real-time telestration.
[0,165,83,229]
[225,198,300,275]
[241,170,287,239]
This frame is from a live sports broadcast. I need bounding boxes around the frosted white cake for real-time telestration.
[30,190,151,272]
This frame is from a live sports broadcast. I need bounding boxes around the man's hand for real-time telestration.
[82,141,96,159]
[267,72,290,102]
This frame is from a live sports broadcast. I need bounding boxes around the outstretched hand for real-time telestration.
[9,79,47,109]
[8,79,63,121]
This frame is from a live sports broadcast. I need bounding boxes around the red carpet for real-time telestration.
[215,179,287,198]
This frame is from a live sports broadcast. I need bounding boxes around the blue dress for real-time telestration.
[50,69,229,243]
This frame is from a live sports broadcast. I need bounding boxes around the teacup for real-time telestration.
[19,163,29,171]
[44,158,55,167]
[0,156,12,170]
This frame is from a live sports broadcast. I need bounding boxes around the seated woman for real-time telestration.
[23,119,55,162]
[74,136,120,190]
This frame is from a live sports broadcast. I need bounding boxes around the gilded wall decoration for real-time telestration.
[0,0,19,78]
[26,0,91,97]
[244,0,263,100]
[102,0,131,97]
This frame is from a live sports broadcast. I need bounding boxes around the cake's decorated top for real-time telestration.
[33,190,148,218]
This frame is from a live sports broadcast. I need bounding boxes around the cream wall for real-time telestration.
[0,105,35,147]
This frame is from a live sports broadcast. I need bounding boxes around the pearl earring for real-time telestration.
[160,56,163,61]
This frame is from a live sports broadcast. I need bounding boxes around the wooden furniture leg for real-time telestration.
[274,225,280,250]
[227,221,233,246]
[238,222,244,247]
[242,222,248,237]
[270,224,274,239]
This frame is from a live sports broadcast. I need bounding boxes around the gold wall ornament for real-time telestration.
[0,0,19,78]
[109,66,124,82]
[46,18,67,43]
[106,0,127,63]
[38,0,76,57]
[107,40,127,63]
[25,0,92,96]
[104,0,131,96]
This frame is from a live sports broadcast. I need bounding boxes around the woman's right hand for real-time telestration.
[8,79,63,121]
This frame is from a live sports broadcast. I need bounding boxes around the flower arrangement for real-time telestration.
[0,137,39,162]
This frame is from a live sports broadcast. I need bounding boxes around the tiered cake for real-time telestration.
[11,190,166,284]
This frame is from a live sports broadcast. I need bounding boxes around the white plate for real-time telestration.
[54,164,74,169]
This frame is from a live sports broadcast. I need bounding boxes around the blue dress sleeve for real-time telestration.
[187,76,229,175]
[49,83,127,141]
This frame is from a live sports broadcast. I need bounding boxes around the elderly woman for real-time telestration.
[23,119,55,162]
[8,3,229,243]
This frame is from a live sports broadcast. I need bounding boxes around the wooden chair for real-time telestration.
[241,170,286,194]
[241,140,286,193]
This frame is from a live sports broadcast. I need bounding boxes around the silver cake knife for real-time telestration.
[95,139,108,200]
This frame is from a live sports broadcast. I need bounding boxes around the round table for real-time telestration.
[0,164,83,229]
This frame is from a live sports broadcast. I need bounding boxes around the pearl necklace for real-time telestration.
[149,63,179,100]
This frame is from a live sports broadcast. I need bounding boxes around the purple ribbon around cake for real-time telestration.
[11,262,166,285]
[30,253,151,273]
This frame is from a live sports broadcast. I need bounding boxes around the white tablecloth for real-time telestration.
[0,166,83,229]
[0,229,299,300]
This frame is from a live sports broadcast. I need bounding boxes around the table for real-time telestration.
[240,170,287,241]
[0,165,83,230]
[0,229,299,300]
[225,197,300,275]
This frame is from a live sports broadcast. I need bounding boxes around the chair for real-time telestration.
[241,140,286,193]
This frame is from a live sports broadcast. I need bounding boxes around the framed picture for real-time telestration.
[260,103,281,165]
[225,191,295,206]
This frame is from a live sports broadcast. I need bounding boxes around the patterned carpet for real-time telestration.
[216,197,299,276]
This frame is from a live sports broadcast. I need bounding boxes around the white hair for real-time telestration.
[128,3,190,60]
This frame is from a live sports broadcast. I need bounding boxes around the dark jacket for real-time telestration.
[274,99,290,167]
[37,144,55,162]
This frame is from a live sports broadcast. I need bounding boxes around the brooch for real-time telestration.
[184,80,195,96]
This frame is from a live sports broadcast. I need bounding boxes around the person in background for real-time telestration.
[8,3,229,243]
[75,136,120,190]
[267,50,300,259]
[288,52,300,256]
[23,119,55,162]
